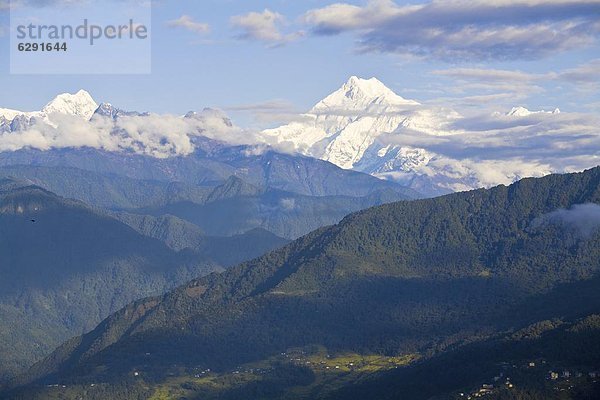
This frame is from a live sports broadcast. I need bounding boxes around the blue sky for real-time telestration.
[0,0,599,128]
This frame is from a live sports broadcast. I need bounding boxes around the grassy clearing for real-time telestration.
[148,346,419,400]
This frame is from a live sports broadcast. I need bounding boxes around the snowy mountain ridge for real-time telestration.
[262,76,462,174]
[505,106,561,117]
[41,90,98,120]
[311,76,420,112]
[260,76,572,196]
[0,81,592,197]
[0,92,241,158]
[0,90,98,125]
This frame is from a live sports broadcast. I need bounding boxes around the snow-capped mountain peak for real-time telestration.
[0,107,26,121]
[262,76,457,175]
[42,90,98,120]
[506,106,561,117]
[311,76,420,112]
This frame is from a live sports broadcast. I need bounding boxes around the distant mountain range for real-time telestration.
[0,93,419,239]
[0,179,214,381]
[0,148,416,239]
[7,167,599,399]
[0,178,294,383]
[0,87,421,383]
[1,79,596,197]
[0,81,598,398]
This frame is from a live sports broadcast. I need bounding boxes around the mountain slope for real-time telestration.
[0,147,418,199]
[0,165,214,209]
[135,187,407,238]
[196,228,290,267]
[0,179,220,382]
[113,212,290,266]
[329,309,600,400]
[11,167,600,398]
[0,162,415,239]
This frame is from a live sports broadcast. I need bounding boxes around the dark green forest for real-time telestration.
[5,167,600,399]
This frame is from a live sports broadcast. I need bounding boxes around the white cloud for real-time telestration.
[531,203,600,238]
[231,9,304,46]
[0,110,252,157]
[303,0,410,33]
[372,109,600,191]
[432,68,542,83]
[557,59,600,83]
[167,15,210,34]
[428,60,600,110]
[302,0,600,61]
[5,0,148,9]
[279,198,296,210]
[225,99,295,113]
[224,99,308,125]
[433,60,600,85]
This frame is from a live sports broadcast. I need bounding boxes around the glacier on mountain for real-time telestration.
[261,76,465,195]
[41,90,99,120]
[0,90,98,130]
[260,76,586,196]
[263,77,460,171]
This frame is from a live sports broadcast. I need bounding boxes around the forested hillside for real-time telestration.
[7,167,600,399]
[0,179,217,381]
